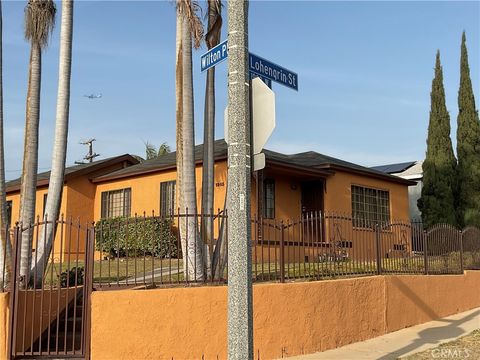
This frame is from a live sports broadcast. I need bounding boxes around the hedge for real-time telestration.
[95,217,178,258]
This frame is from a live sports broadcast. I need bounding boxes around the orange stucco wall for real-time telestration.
[90,271,480,360]
[4,161,411,265]
[0,292,9,360]
[64,176,96,224]
[385,274,480,332]
[6,188,69,257]
[6,187,67,225]
[324,169,409,220]
[6,177,97,259]
[93,161,228,220]
[93,163,409,223]
[7,177,96,225]
[6,161,410,227]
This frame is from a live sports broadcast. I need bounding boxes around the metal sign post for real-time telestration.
[227,1,253,359]
[203,13,298,358]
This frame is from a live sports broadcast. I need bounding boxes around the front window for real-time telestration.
[43,193,48,217]
[351,185,390,228]
[101,188,131,218]
[6,201,12,228]
[263,179,275,219]
[160,181,176,217]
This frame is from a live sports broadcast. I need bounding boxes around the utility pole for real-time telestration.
[227,1,253,359]
[75,138,99,164]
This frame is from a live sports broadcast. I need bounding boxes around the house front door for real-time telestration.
[301,180,325,243]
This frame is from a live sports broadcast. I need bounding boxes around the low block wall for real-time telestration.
[90,271,480,360]
[0,292,9,360]
[386,273,480,332]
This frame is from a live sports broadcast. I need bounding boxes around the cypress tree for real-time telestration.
[456,32,480,228]
[418,51,457,229]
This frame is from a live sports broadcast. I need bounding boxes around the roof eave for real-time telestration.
[92,155,229,183]
[318,164,417,186]
[6,154,139,194]
[266,159,334,177]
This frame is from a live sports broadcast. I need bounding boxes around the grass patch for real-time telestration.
[38,249,474,287]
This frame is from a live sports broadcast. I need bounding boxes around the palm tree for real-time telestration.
[0,0,12,290]
[145,141,171,160]
[32,0,73,287]
[176,0,205,281]
[201,0,221,278]
[175,0,184,242]
[19,0,56,287]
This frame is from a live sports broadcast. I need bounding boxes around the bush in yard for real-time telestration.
[95,217,178,258]
[60,267,84,288]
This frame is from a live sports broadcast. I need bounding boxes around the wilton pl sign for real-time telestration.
[200,40,298,91]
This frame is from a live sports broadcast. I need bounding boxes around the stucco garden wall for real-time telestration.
[385,273,480,332]
[90,271,480,360]
[0,292,9,360]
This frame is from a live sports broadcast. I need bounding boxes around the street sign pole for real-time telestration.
[227,1,253,359]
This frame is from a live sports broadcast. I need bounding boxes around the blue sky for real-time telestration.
[2,0,479,180]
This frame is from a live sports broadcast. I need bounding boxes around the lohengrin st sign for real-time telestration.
[200,39,298,91]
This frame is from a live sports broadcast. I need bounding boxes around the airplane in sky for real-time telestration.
[84,93,102,99]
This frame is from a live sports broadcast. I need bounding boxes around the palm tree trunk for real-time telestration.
[182,14,205,281]
[33,0,73,287]
[202,0,221,279]
[0,0,12,290]
[212,188,227,279]
[175,2,188,277]
[19,42,42,287]
[201,62,215,277]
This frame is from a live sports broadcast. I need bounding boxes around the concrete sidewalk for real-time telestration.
[286,307,480,360]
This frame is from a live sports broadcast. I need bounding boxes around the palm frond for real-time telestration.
[178,0,204,49]
[158,142,171,156]
[145,142,158,160]
[24,0,56,48]
[205,0,222,49]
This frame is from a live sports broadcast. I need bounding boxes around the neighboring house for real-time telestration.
[371,161,423,220]
[6,140,415,260]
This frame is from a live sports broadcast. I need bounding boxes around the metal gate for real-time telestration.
[8,219,93,359]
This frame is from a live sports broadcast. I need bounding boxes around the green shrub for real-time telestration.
[60,267,84,288]
[95,217,178,258]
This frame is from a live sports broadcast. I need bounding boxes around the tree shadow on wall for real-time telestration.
[378,276,480,359]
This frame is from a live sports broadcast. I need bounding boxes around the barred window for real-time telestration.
[263,179,275,219]
[101,188,131,218]
[43,193,48,216]
[351,185,390,228]
[160,181,176,217]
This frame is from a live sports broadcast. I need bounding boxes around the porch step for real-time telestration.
[27,290,84,355]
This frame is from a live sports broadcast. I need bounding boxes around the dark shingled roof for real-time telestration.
[370,161,416,174]
[6,154,139,192]
[93,140,414,185]
[93,140,229,182]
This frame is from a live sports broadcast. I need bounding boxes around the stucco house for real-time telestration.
[6,140,414,260]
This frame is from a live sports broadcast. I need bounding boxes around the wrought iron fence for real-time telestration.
[251,214,480,282]
[92,210,228,289]
[1,212,480,294]
[6,217,92,359]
